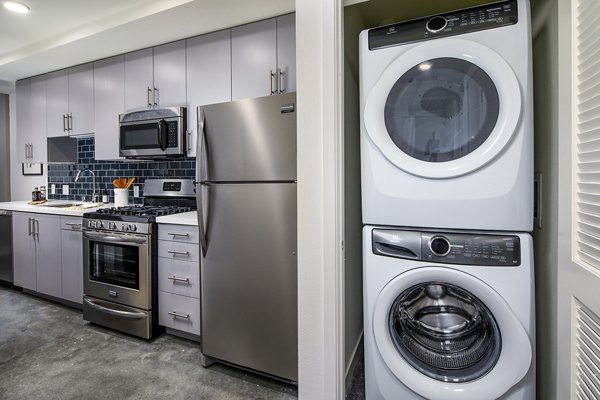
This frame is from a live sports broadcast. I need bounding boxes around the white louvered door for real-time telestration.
[558,0,600,398]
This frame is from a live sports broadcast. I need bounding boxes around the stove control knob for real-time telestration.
[130,224,138,232]
[108,222,116,230]
[122,224,129,231]
[99,221,105,229]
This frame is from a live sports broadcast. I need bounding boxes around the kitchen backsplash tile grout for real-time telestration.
[47,137,195,205]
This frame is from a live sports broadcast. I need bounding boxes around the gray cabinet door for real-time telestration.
[45,69,69,137]
[276,13,296,94]
[186,29,232,157]
[34,214,62,298]
[94,55,125,160]
[29,76,47,163]
[12,212,36,291]
[153,40,186,108]
[124,48,153,111]
[201,183,298,381]
[231,18,277,101]
[68,63,94,135]
[61,227,83,304]
[15,79,31,163]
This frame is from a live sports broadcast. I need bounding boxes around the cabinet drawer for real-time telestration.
[158,240,199,262]
[158,224,199,244]
[158,258,200,299]
[61,216,83,231]
[158,291,200,335]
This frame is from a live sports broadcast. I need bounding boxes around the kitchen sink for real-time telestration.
[42,203,81,208]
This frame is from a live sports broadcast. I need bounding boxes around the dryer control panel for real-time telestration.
[368,0,518,50]
[372,229,521,266]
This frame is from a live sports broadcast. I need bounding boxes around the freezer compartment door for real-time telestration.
[199,92,296,182]
[201,183,298,381]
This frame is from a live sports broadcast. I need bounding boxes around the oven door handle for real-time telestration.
[83,231,147,245]
[83,298,147,319]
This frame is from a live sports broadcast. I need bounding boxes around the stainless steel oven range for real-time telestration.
[82,179,196,339]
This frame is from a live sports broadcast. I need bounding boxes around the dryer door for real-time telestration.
[373,267,531,400]
[363,38,522,178]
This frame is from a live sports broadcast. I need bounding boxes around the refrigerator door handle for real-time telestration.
[197,106,208,256]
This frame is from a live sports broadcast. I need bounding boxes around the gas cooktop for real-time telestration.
[84,205,194,223]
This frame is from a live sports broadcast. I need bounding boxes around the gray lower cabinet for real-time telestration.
[13,212,62,297]
[61,217,83,304]
[158,223,200,339]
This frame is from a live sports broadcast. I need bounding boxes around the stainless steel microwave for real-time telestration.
[119,107,186,158]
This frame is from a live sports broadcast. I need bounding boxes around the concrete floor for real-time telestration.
[0,285,298,400]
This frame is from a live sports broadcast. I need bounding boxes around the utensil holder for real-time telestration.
[114,188,129,208]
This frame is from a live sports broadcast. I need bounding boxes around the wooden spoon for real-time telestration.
[126,177,135,189]
[120,177,127,188]
[113,179,121,188]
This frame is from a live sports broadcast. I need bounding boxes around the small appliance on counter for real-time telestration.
[81,179,196,339]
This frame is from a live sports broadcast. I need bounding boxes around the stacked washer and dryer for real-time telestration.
[359,1,535,399]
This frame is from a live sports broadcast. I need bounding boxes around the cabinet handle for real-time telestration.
[153,87,158,107]
[147,86,152,107]
[62,115,67,132]
[68,114,73,131]
[167,250,190,256]
[24,144,28,160]
[33,219,39,237]
[187,131,192,152]
[65,222,82,228]
[168,311,190,320]
[168,232,189,238]
[28,218,32,236]
[278,68,285,93]
[270,70,277,95]
[29,143,33,159]
[167,276,190,284]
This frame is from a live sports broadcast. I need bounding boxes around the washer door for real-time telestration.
[373,267,531,400]
[363,39,522,178]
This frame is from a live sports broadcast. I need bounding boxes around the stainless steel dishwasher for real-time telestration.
[0,210,13,284]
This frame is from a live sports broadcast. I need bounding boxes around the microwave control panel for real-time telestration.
[167,121,178,148]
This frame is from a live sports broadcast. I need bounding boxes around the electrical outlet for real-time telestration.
[62,185,69,195]
[133,185,140,198]
[51,184,56,195]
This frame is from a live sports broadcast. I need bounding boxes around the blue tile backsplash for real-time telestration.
[47,137,195,205]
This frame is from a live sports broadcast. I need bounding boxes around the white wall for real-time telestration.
[297,1,345,399]
[531,0,558,398]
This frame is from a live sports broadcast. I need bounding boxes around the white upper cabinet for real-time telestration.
[94,55,125,160]
[68,63,94,135]
[154,40,187,108]
[231,14,296,101]
[186,29,232,157]
[232,18,277,101]
[124,48,154,111]
[46,63,94,137]
[16,77,47,163]
[124,41,186,112]
[276,13,296,94]
[45,70,69,138]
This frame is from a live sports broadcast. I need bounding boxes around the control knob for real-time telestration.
[426,16,447,33]
[429,236,451,256]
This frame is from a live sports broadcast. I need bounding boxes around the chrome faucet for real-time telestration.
[74,169,97,203]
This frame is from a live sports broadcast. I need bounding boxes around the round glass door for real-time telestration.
[363,38,522,178]
[384,58,499,163]
[389,282,501,383]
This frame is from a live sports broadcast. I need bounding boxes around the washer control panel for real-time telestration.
[422,232,520,266]
[371,228,521,266]
[368,0,518,50]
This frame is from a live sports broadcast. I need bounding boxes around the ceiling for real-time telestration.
[0,0,294,82]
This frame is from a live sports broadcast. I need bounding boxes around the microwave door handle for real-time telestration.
[157,120,168,151]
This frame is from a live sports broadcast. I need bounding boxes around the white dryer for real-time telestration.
[363,226,535,400]
[360,0,533,231]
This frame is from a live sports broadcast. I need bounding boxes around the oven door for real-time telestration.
[119,118,184,158]
[83,230,151,310]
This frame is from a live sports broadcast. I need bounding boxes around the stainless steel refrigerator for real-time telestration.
[196,92,297,382]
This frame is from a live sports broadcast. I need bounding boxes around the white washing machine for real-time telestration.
[363,226,535,400]
[359,0,533,232]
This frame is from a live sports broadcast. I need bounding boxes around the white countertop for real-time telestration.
[0,200,111,216]
[156,211,198,226]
